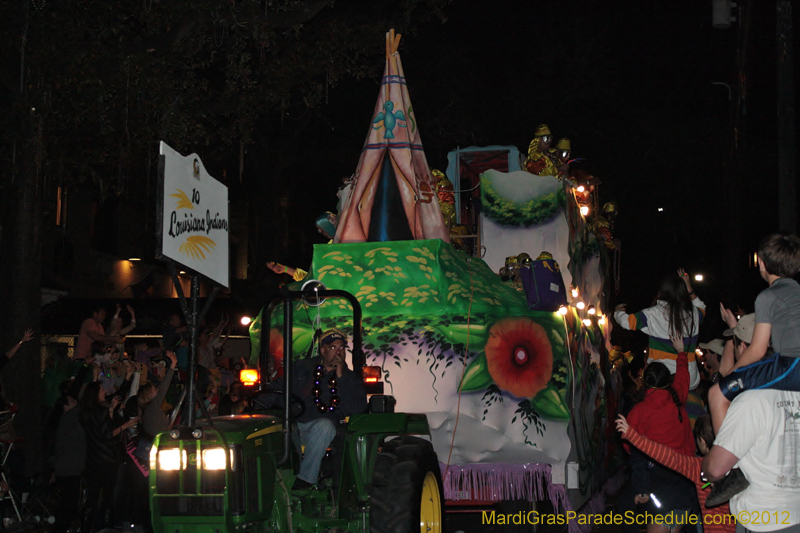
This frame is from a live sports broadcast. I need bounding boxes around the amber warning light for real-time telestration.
[362,366,382,383]
[240,368,259,386]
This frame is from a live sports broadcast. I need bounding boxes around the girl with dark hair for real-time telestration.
[79,380,138,531]
[621,333,697,533]
[627,332,694,455]
[614,268,706,390]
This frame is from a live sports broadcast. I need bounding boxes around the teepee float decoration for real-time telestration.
[334,29,450,244]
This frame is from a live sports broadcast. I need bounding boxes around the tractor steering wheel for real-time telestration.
[252,389,306,420]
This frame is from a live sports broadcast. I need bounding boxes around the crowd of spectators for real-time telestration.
[2,305,244,533]
[613,234,800,533]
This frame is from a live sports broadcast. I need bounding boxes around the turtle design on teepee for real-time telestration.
[334,29,450,244]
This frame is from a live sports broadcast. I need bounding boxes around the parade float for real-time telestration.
[251,29,618,527]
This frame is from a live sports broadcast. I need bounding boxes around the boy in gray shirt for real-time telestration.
[710,233,800,434]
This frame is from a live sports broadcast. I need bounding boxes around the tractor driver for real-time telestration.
[291,328,367,490]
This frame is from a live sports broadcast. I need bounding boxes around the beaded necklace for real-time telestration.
[313,365,340,413]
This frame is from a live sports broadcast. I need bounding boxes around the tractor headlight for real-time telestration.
[158,448,186,471]
[202,448,227,470]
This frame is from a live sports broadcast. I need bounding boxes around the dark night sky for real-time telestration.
[269,0,796,341]
[6,0,790,341]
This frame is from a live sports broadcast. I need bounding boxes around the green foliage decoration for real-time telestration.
[480,175,566,227]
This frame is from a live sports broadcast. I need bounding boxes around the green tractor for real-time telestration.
[148,287,445,533]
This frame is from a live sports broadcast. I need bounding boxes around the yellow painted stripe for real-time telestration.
[648,348,673,360]
[247,425,283,440]
[650,347,697,363]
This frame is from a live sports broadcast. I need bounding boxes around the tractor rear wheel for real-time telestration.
[369,436,444,533]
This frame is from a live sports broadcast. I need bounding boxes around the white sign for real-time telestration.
[157,141,229,288]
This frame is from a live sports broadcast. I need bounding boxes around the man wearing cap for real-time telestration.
[699,338,725,383]
[721,314,759,373]
[290,329,367,490]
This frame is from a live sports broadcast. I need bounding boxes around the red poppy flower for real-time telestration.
[268,328,284,379]
[485,317,553,398]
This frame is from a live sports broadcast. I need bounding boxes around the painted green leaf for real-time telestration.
[291,327,316,358]
[444,323,488,348]
[531,383,570,420]
[459,352,493,392]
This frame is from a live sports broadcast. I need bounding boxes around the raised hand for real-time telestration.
[720,303,738,329]
[20,329,34,343]
[332,358,347,378]
[266,261,285,274]
[165,350,178,370]
[615,414,629,435]
[678,268,693,289]
[670,331,685,353]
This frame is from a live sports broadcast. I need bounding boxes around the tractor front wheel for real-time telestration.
[369,436,445,533]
